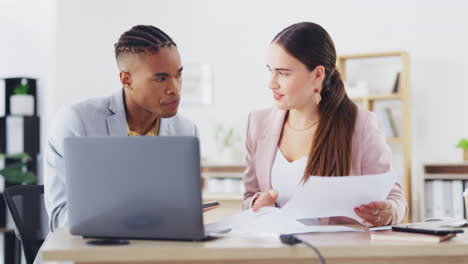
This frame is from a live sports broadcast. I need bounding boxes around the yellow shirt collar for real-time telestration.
[127,118,160,136]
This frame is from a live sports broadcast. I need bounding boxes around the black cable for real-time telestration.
[280,234,326,264]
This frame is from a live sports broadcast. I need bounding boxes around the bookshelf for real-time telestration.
[338,51,412,221]
[423,164,468,220]
[0,77,41,264]
[201,165,244,223]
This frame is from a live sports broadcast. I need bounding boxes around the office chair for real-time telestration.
[4,185,48,264]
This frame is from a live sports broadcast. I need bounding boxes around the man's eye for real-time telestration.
[279,72,289,76]
[155,78,166,82]
[176,73,182,78]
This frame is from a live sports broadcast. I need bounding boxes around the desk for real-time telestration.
[41,227,468,264]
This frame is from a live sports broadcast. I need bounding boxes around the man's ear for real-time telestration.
[119,71,132,90]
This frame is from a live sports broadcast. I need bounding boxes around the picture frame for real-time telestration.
[181,63,213,105]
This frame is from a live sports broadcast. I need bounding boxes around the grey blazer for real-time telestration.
[44,89,199,232]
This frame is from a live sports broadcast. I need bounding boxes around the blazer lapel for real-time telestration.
[256,109,286,190]
[106,89,128,136]
[158,118,174,136]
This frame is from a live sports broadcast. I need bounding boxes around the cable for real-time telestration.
[280,234,326,264]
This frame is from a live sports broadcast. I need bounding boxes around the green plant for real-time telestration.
[456,138,468,149]
[14,80,30,95]
[0,153,36,184]
[214,125,240,152]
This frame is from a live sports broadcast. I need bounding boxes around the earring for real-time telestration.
[314,88,321,105]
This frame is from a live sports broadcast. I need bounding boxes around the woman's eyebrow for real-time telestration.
[266,65,292,71]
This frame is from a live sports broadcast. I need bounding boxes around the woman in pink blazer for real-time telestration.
[243,22,407,226]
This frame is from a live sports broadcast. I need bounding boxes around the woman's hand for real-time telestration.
[354,200,393,226]
[252,189,279,212]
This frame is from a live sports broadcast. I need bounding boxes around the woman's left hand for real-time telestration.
[354,201,393,226]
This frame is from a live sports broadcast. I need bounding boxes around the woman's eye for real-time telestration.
[279,72,289,76]
[176,73,182,78]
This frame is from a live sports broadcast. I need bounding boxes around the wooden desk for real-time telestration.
[41,227,468,264]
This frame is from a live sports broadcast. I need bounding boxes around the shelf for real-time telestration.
[203,193,243,201]
[338,51,411,222]
[350,93,401,102]
[338,51,408,60]
[202,173,243,179]
[425,174,468,180]
[202,165,245,173]
[386,137,402,144]
[424,163,468,174]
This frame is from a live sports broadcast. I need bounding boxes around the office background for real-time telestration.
[1,0,468,230]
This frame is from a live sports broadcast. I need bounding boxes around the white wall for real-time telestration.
[54,0,468,221]
[0,0,56,183]
[0,0,55,261]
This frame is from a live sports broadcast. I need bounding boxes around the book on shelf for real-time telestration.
[443,180,453,216]
[376,107,398,138]
[452,180,464,219]
[384,107,398,137]
[425,180,434,218]
[424,179,467,219]
[370,230,456,243]
[392,72,401,94]
[432,180,445,217]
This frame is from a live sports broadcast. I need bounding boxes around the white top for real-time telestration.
[271,148,320,225]
[271,148,308,207]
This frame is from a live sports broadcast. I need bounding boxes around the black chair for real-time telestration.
[4,185,48,264]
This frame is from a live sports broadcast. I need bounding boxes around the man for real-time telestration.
[45,25,198,232]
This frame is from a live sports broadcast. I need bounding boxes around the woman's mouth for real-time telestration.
[273,92,284,100]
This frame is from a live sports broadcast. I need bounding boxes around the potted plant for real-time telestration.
[10,78,35,116]
[456,138,468,161]
[213,125,243,164]
[0,152,36,184]
[0,152,37,227]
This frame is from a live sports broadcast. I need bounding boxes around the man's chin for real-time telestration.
[160,110,178,118]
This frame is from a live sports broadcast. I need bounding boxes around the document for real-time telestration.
[281,170,397,222]
[205,170,397,237]
[205,207,359,237]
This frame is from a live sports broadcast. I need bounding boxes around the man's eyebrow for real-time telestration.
[153,72,169,77]
[153,67,183,77]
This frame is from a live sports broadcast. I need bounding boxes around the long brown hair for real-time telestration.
[273,22,357,179]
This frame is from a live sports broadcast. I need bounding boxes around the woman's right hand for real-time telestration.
[252,189,279,212]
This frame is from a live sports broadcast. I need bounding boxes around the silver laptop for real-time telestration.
[64,136,205,240]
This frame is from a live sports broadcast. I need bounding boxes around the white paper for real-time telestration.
[281,170,397,222]
[205,171,397,237]
[205,207,360,237]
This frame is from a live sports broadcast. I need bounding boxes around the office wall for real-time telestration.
[0,0,56,183]
[54,0,468,221]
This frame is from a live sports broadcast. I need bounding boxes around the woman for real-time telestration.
[242,22,407,226]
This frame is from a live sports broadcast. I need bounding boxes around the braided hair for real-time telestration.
[114,25,177,60]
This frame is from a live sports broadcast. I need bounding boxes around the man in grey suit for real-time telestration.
[44,25,199,232]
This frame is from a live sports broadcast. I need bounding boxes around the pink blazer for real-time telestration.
[242,107,408,225]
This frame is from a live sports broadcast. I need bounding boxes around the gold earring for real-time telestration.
[314,88,321,104]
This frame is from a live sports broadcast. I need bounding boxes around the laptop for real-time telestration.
[64,136,206,240]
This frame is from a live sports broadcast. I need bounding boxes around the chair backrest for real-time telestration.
[4,185,48,264]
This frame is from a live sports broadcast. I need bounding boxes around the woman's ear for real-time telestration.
[313,65,326,83]
[119,71,132,90]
